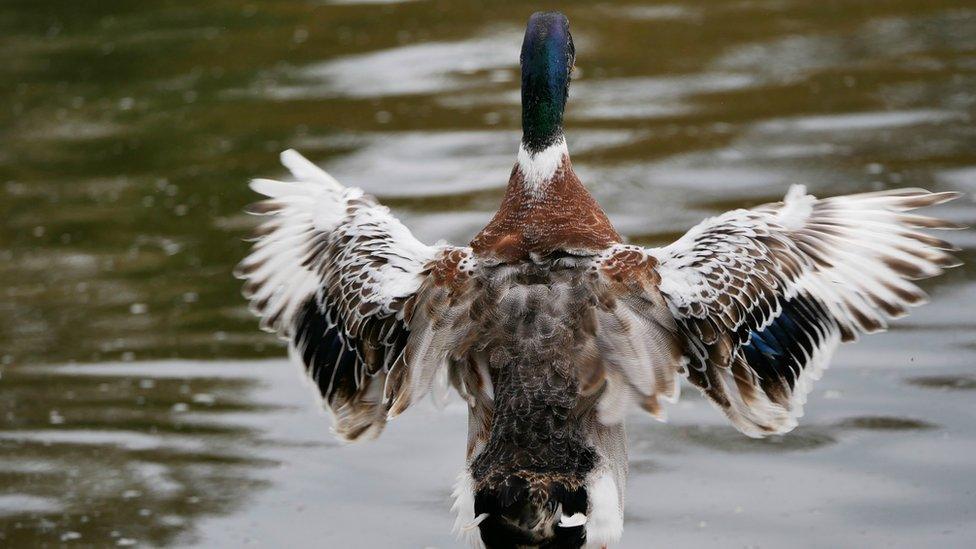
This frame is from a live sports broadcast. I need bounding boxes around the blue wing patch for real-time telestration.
[742,294,832,396]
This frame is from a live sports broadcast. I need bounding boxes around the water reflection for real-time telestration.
[906,375,976,391]
[1,0,974,546]
[0,364,279,546]
[253,30,522,100]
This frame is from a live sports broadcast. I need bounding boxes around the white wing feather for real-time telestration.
[236,150,471,441]
[648,185,962,436]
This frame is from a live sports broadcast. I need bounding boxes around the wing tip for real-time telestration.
[784,184,810,202]
[279,148,306,171]
[334,420,385,444]
[280,148,343,189]
[933,190,963,203]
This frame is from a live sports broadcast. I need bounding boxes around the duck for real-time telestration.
[235,11,963,549]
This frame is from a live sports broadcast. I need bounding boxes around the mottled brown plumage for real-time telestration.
[472,158,621,261]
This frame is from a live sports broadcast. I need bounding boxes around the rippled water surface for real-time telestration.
[2,0,975,547]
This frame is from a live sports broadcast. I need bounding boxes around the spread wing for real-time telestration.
[594,186,962,436]
[235,150,477,441]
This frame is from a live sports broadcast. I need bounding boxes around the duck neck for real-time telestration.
[472,148,621,260]
[516,134,569,194]
[521,84,566,154]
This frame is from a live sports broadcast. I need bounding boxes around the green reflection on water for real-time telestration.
[0,366,278,546]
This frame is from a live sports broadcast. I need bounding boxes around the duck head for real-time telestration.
[520,11,575,153]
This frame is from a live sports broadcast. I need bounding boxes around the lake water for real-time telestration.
[1,0,974,547]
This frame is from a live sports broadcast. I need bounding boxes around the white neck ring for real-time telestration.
[516,136,568,194]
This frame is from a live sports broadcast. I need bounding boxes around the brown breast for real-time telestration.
[470,156,621,261]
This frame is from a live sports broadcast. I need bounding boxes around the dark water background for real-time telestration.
[1,0,975,547]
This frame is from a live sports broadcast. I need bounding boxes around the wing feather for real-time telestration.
[646,185,962,436]
[590,245,686,424]
[236,150,476,441]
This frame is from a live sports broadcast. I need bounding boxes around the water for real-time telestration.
[1,0,974,546]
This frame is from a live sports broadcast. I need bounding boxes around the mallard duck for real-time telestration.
[235,11,963,549]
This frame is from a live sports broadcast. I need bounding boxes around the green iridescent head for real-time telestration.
[520,12,575,153]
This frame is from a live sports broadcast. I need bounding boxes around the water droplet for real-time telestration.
[192,393,216,405]
[49,410,65,425]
